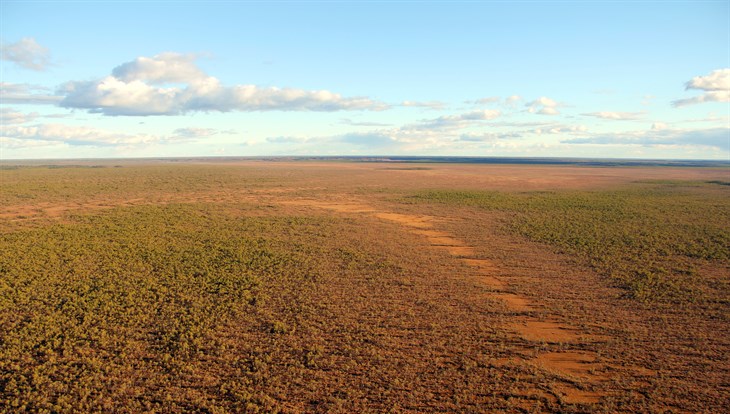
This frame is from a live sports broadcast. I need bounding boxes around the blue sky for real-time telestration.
[1,1,729,159]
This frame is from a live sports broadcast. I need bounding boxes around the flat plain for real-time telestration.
[1,160,728,413]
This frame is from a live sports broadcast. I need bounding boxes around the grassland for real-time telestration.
[0,162,728,412]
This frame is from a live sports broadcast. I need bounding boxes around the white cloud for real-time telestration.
[532,124,588,135]
[413,109,501,131]
[0,137,61,150]
[59,52,388,115]
[266,136,307,144]
[526,96,561,115]
[582,111,646,120]
[490,120,552,128]
[401,100,445,109]
[651,122,668,130]
[0,38,51,71]
[686,69,730,91]
[672,91,730,107]
[1,123,163,147]
[675,113,730,125]
[172,127,218,139]
[466,95,523,107]
[0,123,213,148]
[459,131,522,142]
[1,82,63,104]
[673,69,730,107]
[505,95,523,106]
[459,109,501,120]
[340,118,392,127]
[0,108,39,124]
[328,109,505,149]
[466,96,500,105]
[538,107,560,115]
[111,52,206,84]
[530,97,557,107]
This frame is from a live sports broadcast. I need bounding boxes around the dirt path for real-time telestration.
[281,198,652,405]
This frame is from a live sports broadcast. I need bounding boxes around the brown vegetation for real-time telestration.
[0,161,727,412]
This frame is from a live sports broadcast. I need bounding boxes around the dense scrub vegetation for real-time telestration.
[0,204,329,411]
[0,165,253,206]
[1,165,728,412]
[408,181,730,302]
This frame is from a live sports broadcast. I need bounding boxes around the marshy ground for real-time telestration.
[1,161,728,413]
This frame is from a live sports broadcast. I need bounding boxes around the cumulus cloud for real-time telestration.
[686,69,730,91]
[526,96,561,115]
[582,111,646,120]
[1,82,63,104]
[59,52,388,115]
[0,38,51,71]
[672,69,730,107]
[562,127,729,149]
[111,52,206,84]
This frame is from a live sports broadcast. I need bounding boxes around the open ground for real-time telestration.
[1,160,728,413]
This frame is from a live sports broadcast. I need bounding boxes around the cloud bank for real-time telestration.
[1,123,161,147]
[59,53,388,115]
[562,128,729,149]
[1,114,225,148]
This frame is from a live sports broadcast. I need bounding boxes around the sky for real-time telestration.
[1,1,729,160]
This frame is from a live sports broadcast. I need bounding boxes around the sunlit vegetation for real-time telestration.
[1,164,728,412]
[0,204,330,411]
[408,181,730,302]
[0,165,252,206]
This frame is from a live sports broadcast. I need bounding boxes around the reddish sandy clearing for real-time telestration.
[286,197,628,406]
